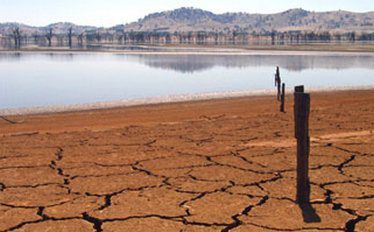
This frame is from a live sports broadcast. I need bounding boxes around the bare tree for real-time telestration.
[117,33,124,45]
[96,31,101,43]
[46,28,53,47]
[12,27,21,50]
[68,27,73,48]
[32,33,39,44]
[78,33,84,47]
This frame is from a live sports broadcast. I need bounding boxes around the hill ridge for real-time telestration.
[1,7,373,36]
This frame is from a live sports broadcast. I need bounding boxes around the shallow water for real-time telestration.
[0,52,373,110]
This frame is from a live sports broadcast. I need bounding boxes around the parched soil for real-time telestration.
[0,90,373,232]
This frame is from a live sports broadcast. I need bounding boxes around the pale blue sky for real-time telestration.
[1,0,373,27]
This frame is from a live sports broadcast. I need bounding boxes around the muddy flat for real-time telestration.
[0,90,373,231]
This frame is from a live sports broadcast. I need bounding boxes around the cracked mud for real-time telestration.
[0,90,373,231]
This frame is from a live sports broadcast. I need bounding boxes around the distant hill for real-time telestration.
[123,7,374,33]
[1,7,374,36]
[0,22,97,36]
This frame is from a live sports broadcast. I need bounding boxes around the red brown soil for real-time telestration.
[0,90,373,231]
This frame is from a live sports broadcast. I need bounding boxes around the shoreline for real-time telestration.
[1,87,373,116]
[1,43,374,54]
[1,49,374,56]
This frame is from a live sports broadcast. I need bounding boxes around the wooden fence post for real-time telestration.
[280,83,285,112]
[295,85,304,93]
[275,67,281,101]
[294,85,311,205]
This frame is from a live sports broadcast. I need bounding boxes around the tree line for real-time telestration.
[2,27,374,49]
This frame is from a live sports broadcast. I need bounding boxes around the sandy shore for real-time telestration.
[1,87,374,116]
[0,90,373,231]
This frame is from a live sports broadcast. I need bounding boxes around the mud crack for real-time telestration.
[221,195,269,232]
[82,212,103,232]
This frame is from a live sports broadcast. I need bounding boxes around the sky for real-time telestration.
[0,0,373,27]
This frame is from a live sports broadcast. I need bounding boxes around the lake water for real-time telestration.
[0,52,374,112]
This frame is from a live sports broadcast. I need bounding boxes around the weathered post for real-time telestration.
[275,66,281,100]
[295,85,304,93]
[280,83,285,112]
[294,85,310,205]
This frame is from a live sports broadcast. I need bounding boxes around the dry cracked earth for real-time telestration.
[0,91,373,231]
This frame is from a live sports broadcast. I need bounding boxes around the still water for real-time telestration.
[0,52,373,110]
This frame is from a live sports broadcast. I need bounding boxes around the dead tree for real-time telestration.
[46,28,53,47]
[96,31,101,43]
[68,27,73,48]
[117,33,124,45]
[17,28,21,49]
[12,28,18,49]
[12,27,21,50]
[32,33,39,44]
[78,33,84,47]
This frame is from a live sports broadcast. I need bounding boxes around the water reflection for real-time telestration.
[2,53,373,73]
[0,52,373,111]
[0,52,75,62]
[126,54,374,73]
